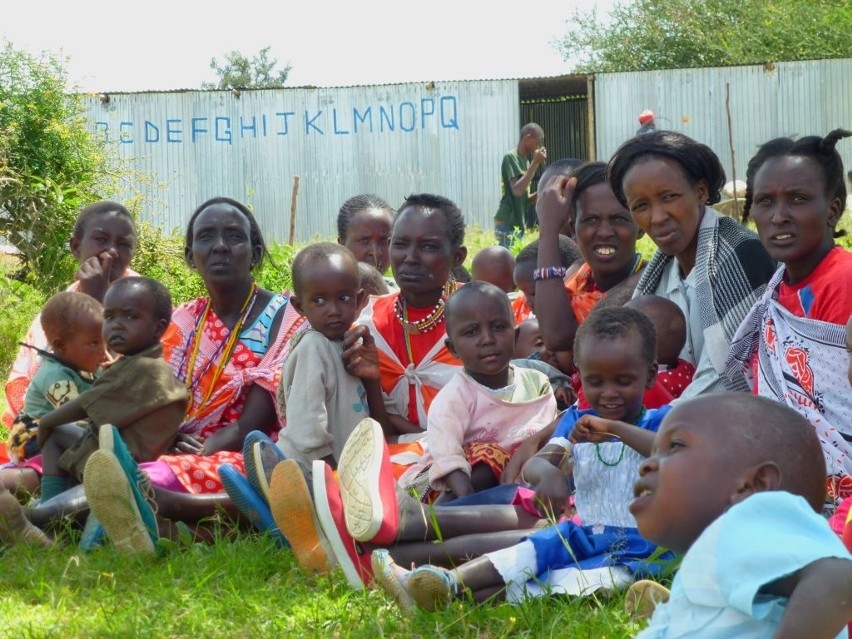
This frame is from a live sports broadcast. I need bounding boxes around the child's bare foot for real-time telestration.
[0,491,52,547]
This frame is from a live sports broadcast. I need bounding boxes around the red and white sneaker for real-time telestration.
[312,460,373,589]
[337,418,398,544]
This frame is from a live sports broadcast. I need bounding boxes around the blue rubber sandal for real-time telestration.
[219,464,288,547]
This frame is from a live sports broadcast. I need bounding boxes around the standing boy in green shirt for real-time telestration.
[494,123,547,248]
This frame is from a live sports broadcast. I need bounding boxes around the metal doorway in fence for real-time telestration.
[518,75,591,227]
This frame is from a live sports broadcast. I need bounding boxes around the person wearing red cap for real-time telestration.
[637,110,656,135]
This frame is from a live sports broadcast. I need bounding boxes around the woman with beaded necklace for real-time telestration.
[146,197,305,493]
[354,193,467,438]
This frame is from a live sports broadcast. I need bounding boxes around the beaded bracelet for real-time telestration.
[532,266,568,282]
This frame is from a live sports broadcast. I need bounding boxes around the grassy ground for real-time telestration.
[1,531,643,638]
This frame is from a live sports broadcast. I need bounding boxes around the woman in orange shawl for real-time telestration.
[354,194,468,437]
[534,162,645,372]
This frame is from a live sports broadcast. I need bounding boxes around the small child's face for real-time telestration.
[630,403,740,554]
[514,320,543,359]
[446,292,515,389]
[70,212,136,283]
[575,334,655,422]
[513,263,535,315]
[293,256,364,341]
[514,319,559,368]
[54,312,107,373]
[102,285,167,356]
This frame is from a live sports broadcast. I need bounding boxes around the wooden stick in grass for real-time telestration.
[288,175,300,246]
[725,83,740,222]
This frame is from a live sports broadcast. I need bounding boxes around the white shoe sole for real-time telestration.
[338,418,385,542]
[84,450,156,555]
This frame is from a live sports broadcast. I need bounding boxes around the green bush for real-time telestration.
[0,278,48,378]
[0,41,117,293]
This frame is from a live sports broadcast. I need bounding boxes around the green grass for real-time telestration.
[0,532,642,638]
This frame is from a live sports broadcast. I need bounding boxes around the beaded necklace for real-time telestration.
[395,277,457,367]
[184,284,258,418]
[593,406,647,467]
[393,278,457,336]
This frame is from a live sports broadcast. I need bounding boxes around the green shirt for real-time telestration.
[494,148,530,228]
[23,356,97,418]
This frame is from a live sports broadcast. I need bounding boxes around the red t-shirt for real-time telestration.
[776,246,852,325]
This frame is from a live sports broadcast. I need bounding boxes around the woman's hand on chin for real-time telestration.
[76,254,114,301]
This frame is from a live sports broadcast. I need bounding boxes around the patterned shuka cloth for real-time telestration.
[153,293,305,494]
[726,266,852,512]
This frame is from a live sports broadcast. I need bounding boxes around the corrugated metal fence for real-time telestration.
[594,59,852,187]
[84,59,851,242]
[84,80,520,242]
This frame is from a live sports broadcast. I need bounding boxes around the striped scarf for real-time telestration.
[635,208,775,391]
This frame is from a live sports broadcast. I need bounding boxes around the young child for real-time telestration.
[275,243,385,467]
[512,235,581,321]
[357,261,390,297]
[471,246,516,294]
[6,292,105,466]
[373,306,674,607]
[626,295,696,399]
[494,123,546,248]
[571,295,693,410]
[399,282,557,501]
[632,394,851,638]
[512,319,574,409]
[3,201,138,429]
[36,277,186,500]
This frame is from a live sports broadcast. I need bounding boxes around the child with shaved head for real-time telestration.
[632,393,852,638]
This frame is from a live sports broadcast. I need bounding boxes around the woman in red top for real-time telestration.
[727,129,852,515]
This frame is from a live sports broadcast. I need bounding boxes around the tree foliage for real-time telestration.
[559,0,852,73]
[203,46,291,90]
[0,41,113,291]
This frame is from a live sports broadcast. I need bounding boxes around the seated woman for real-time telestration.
[141,197,304,493]
[607,130,778,399]
[726,129,852,515]
[336,193,396,282]
[355,193,467,439]
[533,162,645,374]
